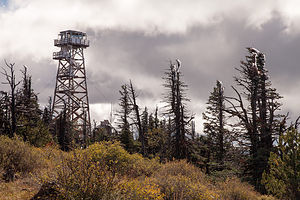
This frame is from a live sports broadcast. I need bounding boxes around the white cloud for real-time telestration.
[1,0,298,60]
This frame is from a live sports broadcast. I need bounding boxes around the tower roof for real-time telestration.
[59,30,87,36]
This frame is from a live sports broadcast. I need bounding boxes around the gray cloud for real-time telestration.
[1,0,300,131]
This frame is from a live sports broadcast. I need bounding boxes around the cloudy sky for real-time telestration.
[1,0,300,132]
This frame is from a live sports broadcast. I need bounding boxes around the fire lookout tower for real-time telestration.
[52,30,91,140]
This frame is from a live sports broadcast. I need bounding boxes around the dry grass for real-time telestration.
[0,176,39,200]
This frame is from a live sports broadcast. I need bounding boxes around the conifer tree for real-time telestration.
[227,48,282,190]
[56,107,73,151]
[163,59,193,159]
[117,84,135,153]
[0,92,10,135]
[16,66,42,142]
[262,127,300,200]
[203,80,229,171]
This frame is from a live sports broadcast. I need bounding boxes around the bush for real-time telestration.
[0,135,43,182]
[152,160,219,200]
[119,177,164,200]
[218,177,261,200]
[86,141,160,177]
[40,141,161,199]
[53,150,118,199]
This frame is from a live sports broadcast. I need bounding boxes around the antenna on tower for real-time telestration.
[52,30,91,145]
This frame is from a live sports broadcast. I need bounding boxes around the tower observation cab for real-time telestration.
[52,30,91,144]
[53,30,89,60]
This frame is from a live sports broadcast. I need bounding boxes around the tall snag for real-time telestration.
[163,59,193,159]
[1,61,21,137]
[226,48,282,190]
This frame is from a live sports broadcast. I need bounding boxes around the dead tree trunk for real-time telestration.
[1,62,21,137]
[129,80,145,155]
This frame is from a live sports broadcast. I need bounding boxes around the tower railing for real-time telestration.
[54,38,89,47]
[53,51,71,59]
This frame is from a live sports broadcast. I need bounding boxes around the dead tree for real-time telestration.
[128,80,145,155]
[1,61,21,137]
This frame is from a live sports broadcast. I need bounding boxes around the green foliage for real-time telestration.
[119,128,136,153]
[17,118,52,147]
[147,127,169,158]
[262,128,300,200]
[0,135,43,182]
[93,127,117,142]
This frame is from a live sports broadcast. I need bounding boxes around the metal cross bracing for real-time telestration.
[52,30,91,142]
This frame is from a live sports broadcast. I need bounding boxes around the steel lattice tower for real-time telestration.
[52,30,91,140]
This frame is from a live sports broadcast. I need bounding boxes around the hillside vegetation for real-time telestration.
[0,136,276,200]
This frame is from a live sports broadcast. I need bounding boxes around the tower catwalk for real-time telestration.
[52,30,91,141]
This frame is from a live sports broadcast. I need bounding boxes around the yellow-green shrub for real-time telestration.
[0,135,43,182]
[40,141,161,199]
[86,141,160,177]
[53,150,119,199]
[120,177,164,200]
[152,160,219,200]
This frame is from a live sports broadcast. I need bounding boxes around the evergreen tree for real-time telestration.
[141,107,149,138]
[0,92,10,135]
[163,59,193,159]
[56,108,73,151]
[16,66,43,142]
[227,48,282,190]
[117,84,135,153]
[42,97,52,126]
[203,80,230,172]
[262,127,300,200]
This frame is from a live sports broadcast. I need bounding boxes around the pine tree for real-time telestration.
[16,66,42,142]
[117,84,135,153]
[57,108,73,151]
[262,127,300,200]
[227,48,282,190]
[163,59,193,159]
[42,97,52,126]
[0,92,10,135]
[141,107,149,138]
[203,80,229,172]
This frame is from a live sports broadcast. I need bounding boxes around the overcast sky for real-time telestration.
[1,0,300,132]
